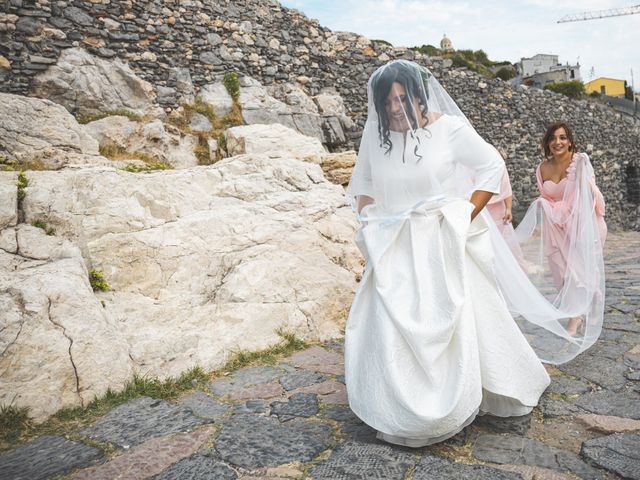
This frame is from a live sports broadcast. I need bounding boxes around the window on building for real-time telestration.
[570,70,575,79]
[600,85,606,94]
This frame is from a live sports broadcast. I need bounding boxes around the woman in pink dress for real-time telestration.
[533,122,607,335]
[486,168,514,232]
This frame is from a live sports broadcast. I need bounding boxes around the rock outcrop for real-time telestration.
[30,47,157,117]
[1,136,360,419]
[0,92,106,169]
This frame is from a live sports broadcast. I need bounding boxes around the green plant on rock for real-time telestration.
[121,161,173,173]
[89,269,109,292]
[76,109,143,125]
[543,80,585,98]
[0,403,32,446]
[495,67,516,81]
[30,219,56,236]
[222,71,240,102]
[16,171,28,204]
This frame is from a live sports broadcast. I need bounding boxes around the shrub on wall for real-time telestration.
[543,81,585,98]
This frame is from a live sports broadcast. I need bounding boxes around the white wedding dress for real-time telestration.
[345,114,551,447]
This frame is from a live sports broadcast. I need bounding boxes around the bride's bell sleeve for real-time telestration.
[449,118,505,195]
[347,126,375,212]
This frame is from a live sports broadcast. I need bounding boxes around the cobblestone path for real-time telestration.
[1,233,639,480]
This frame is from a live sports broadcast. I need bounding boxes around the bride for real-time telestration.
[344,60,603,447]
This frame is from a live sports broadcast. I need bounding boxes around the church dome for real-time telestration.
[440,34,453,51]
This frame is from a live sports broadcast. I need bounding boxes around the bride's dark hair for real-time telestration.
[372,61,430,154]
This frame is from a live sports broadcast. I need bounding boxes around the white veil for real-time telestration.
[347,60,605,364]
[502,151,606,363]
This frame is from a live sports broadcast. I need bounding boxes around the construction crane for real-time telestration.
[558,4,640,23]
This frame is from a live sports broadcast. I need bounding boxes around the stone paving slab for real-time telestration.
[308,440,418,479]
[471,434,603,479]
[209,366,283,397]
[270,392,318,419]
[581,433,640,480]
[547,375,591,395]
[284,345,344,375]
[80,396,210,448]
[179,391,231,420]
[538,396,584,418]
[0,436,103,480]
[412,453,523,480]
[214,414,332,468]
[279,369,327,391]
[603,313,640,333]
[556,353,628,391]
[574,389,640,419]
[495,464,577,480]
[576,413,640,434]
[73,427,213,480]
[474,413,532,435]
[153,452,238,480]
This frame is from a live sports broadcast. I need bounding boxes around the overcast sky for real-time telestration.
[280,0,639,91]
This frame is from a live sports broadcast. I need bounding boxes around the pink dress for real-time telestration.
[536,153,607,289]
[486,169,513,233]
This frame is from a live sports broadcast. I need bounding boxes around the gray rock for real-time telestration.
[612,303,638,314]
[626,370,640,381]
[319,405,362,423]
[413,453,523,480]
[340,422,380,443]
[574,390,640,419]
[270,392,318,418]
[548,376,592,395]
[30,47,155,116]
[198,82,233,118]
[309,441,418,480]
[179,392,230,421]
[81,396,210,448]
[557,353,628,390]
[234,399,270,415]
[0,436,103,480]
[209,366,282,396]
[539,396,584,417]
[472,434,603,479]
[604,314,640,333]
[153,452,237,480]
[474,413,532,435]
[64,6,94,26]
[581,433,640,480]
[189,112,212,132]
[215,415,331,468]
[279,369,326,391]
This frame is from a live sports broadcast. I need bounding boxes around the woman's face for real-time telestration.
[385,82,418,131]
[548,127,572,159]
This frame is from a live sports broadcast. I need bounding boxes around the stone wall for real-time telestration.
[1,0,639,229]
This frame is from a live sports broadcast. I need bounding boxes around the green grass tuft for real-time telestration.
[89,269,110,292]
[76,109,143,125]
[0,331,308,452]
[0,404,32,446]
[222,71,240,102]
[30,219,56,236]
[220,328,307,372]
[121,161,173,173]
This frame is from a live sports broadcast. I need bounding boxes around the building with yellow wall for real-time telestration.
[585,77,626,97]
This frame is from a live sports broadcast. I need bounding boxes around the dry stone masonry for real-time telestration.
[1,0,639,228]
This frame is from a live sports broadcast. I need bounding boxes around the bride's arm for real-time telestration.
[469,190,494,220]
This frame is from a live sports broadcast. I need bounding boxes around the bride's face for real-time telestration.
[385,82,418,131]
